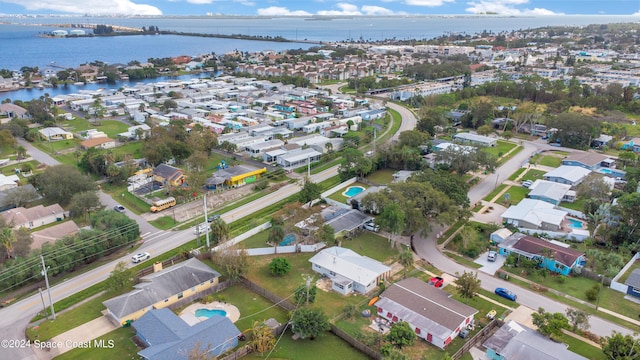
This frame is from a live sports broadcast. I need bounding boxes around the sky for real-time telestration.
[0,0,638,17]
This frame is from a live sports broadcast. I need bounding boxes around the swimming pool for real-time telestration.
[280,234,295,246]
[568,218,584,229]
[195,308,227,319]
[343,186,365,198]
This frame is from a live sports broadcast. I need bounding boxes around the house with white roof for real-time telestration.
[453,132,497,147]
[0,174,20,191]
[276,148,322,170]
[309,246,391,295]
[543,165,591,186]
[374,278,478,349]
[527,180,575,205]
[38,127,73,141]
[501,199,567,231]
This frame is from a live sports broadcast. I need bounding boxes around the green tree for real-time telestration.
[290,307,331,339]
[68,191,102,221]
[399,249,414,278]
[377,202,406,247]
[36,165,96,206]
[269,257,291,276]
[386,321,416,348]
[249,320,276,355]
[210,248,251,280]
[294,284,317,304]
[531,307,569,340]
[105,261,135,294]
[318,224,336,245]
[601,332,640,360]
[0,227,16,259]
[338,148,372,180]
[455,271,481,305]
[565,308,590,333]
[548,112,601,149]
[268,225,285,246]
[299,178,321,205]
[209,218,230,245]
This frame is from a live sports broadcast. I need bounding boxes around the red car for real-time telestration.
[429,276,444,288]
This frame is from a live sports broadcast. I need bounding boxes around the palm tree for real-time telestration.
[399,249,414,278]
[0,228,16,259]
[15,146,27,162]
[209,218,230,245]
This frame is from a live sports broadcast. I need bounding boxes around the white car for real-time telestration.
[131,252,150,263]
[521,180,533,188]
[194,224,210,235]
[364,221,380,232]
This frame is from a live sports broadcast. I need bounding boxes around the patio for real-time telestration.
[179,301,240,326]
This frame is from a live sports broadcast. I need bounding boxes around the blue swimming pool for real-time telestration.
[344,186,365,198]
[280,234,296,246]
[195,308,227,319]
[568,218,584,229]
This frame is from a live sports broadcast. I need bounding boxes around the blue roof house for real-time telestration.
[133,308,240,360]
[624,269,640,299]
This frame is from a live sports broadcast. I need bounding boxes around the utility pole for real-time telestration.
[307,155,311,178]
[40,255,55,320]
[38,288,48,320]
[204,194,210,248]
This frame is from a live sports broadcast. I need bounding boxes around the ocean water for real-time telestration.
[0,15,634,71]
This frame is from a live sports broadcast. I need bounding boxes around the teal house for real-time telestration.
[498,233,585,276]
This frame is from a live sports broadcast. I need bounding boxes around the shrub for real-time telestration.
[585,284,600,301]
[269,257,291,276]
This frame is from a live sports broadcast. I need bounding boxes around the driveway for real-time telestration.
[474,251,507,276]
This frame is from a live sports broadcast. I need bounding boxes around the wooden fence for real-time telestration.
[330,324,382,360]
[451,319,501,360]
[239,277,296,312]
[165,279,238,311]
[220,345,252,360]
[135,253,187,278]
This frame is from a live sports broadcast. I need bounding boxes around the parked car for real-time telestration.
[194,223,210,235]
[131,252,150,263]
[521,180,533,188]
[429,276,444,288]
[495,287,517,301]
[487,251,497,262]
[364,221,380,232]
[207,214,221,222]
[113,205,126,213]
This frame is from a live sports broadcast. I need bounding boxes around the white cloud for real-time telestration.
[465,0,561,15]
[256,6,312,16]
[361,5,399,16]
[405,0,454,6]
[4,0,163,15]
[317,3,362,16]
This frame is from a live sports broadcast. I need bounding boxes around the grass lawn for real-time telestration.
[484,140,517,158]
[365,168,396,185]
[27,292,113,341]
[560,198,585,212]
[246,328,369,360]
[236,230,269,249]
[100,182,151,215]
[149,216,177,230]
[34,139,79,153]
[539,155,563,168]
[340,232,399,263]
[92,120,130,138]
[218,285,289,333]
[561,333,606,360]
[54,327,139,360]
[503,186,530,204]
[443,251,482,269]
[508,168,525,181]
[496,146,523,166]
[483,184,507,202]
[111,141,144,161]
[520,169,546,182]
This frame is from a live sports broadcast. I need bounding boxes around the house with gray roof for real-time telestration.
[562,152,614,171]
[483,320,588,360]
[309,246,391,295]
[498,233,585,276]
[527,180,575,205]
[103,258,221,325]
[374,277,478,349]
[133,308,240,360]
[501,199,567,231]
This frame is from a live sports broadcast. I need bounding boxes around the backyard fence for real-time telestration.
[451,319,501,360]
[165,279,238,311]
[220,345,252,360]
[330,324,382,360]
[239,278,297,312]
[135,253,187,277]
